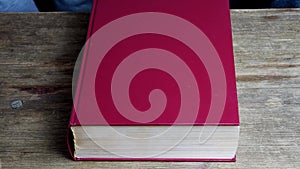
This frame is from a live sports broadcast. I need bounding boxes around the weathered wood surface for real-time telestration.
[0,9,299,168]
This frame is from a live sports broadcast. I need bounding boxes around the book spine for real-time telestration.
[67,0,99,160]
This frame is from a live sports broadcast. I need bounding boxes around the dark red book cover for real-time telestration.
[68,0,239,161]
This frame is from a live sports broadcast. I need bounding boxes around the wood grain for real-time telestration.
[0,9,299,168]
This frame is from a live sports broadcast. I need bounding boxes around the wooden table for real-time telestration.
[0,9,299,168]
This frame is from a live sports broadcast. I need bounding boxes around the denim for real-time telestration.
[0,0,38,12]
[0,0,299,12]
[0,0,93,12]
[53,0,93,12]
[271,0,300,7]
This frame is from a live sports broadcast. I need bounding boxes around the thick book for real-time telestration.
[68,0,239,161]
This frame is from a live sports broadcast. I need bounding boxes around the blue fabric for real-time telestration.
[0,0,38,12]
[271,0,300,7]
[0,0,93,12]
[53,0,93,12]
[1,0,299,12]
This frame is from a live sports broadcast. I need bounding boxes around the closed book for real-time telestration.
[68,0,239,161]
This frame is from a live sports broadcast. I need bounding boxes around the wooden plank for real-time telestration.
[0,9,299,168]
